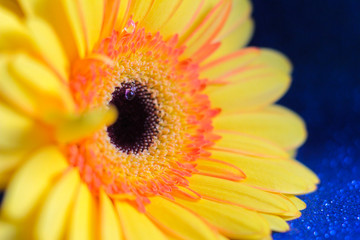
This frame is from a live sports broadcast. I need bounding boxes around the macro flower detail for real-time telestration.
[0,0,319,240]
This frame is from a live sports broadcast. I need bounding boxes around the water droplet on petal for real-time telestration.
[124,19,136,34]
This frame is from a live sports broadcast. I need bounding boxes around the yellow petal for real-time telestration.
[202,47,290,78]
[0,6,32,52]
[207,66,290,113]
[210,150,317,194]
[35,168,80,240]
[113,0,131,31]
[201,47,260,79]
[217,234,230,240]
[9,53,75,113]
[0,148,29,174]
[146,197,218,240]
[158,0,204,39]
[261,236,273,240]
[54,106,117,143]
[181,0,231,59]
[212,130,289,159]
[287,148,298,158]
[225,18,253,49]
[0,102,35,150]
[55,0,87,57]
[286,159,319,185]
[254,48,292,73]
[0,221,17,240]
[101,0,122,38]
[0,0,23,16]
[128,0,153,23]
[0,53,74,120]
[260,213,290,232]
[0,172,12,189]
[18,0,85,59]
[99,189,123,240]
[188,174,299,216]
[0,5,69,78]
[25,16,69,80]
[178,0,220,43]
[217,0,252,39]
[0,54,37,115]
[115,201,167,240]
[213,105,307,150]
[195,158,245,181]
[282,214,302,221]
[203,47,293,113]
[1,5,73,79]
[205,0,253,62]
[207,18,254,62]
[77,0,104,52]
[68,183,96,240]
[140,0,182,33]
[1,147,67,221]
[286,195,307,210]
[176,198,270,239]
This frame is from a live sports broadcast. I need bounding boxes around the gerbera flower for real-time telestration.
[0,0,319,239]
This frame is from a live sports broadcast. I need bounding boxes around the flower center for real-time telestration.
[107,81,160,154]
[67,23,219,208]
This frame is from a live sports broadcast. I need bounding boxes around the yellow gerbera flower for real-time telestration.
[0,0,319,239]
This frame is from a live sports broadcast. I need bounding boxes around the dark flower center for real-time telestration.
[107,81,160,154]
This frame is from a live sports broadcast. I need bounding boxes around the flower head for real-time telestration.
[0,0,318,239]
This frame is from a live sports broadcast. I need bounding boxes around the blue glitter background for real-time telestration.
[250,1,360,239]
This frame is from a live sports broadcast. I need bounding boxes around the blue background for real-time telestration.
[250,1,360,239]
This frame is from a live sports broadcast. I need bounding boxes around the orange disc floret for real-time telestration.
[65,20,220,209]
